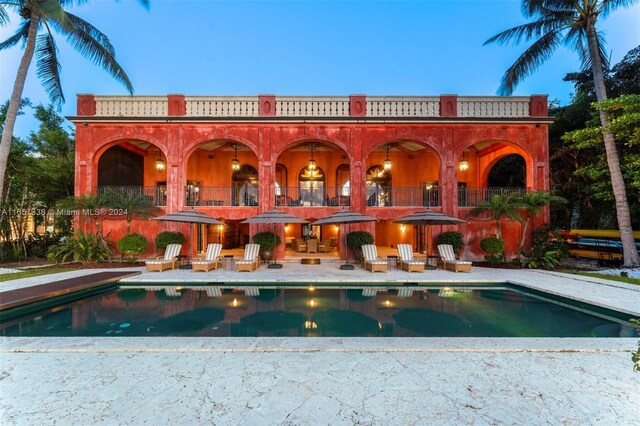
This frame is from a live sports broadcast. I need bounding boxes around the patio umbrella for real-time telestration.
[312,210,378,270]
[393,210,466,260]
[241,209,308,269]
[152,210,224,266]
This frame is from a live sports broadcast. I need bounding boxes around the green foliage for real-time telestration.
[47,231,111,263]
[480,237,505,265]
[436,231,464,253]
[117,233,148,258]
[24,231,67,258]
[631,319,640,373]
[563,95,640,227]
[101,189,159,234]
[154,231,185,250]
[521,226,569,270]
[346,231,374,249]
[252,231,281,250]
[468,194,522,239]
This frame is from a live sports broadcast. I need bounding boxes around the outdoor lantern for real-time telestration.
[458,152,469,172]
[231,144,241,171]
[307,144,317,171]
[155,153,165,172]
[383,144,392,171]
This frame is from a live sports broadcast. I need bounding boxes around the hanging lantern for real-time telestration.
[383,144,392,171]
[155,152,165,172]
[307,144,317,170]
[459,151,469,172]
[231,144,241,171]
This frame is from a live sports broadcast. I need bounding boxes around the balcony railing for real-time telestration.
[458,187,527,207]
[185,186,259,207]
[96,186,167,207]
[276,187,350,207]
[366,187,440,207]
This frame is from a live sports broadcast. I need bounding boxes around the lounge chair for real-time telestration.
[296,238,307,253]
[397,244,425,273]
[437,244,472,272]
[236,243,261,272]
[361,244,388,272]
[191,243,222,272]
[318,239,332,253]
[145,243,182,272]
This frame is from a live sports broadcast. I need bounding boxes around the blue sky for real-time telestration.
[1,0,639,137]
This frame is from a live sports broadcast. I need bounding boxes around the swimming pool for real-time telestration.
[0,283,636,337]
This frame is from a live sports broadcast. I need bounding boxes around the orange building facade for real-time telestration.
[70,94,551,260]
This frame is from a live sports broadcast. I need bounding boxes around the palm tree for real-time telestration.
[468,194,523,240]
[0,0,147,205]
[514,191,568,255]
[103,189,159,235]
[59,193,111,237]
[485,0,640,266]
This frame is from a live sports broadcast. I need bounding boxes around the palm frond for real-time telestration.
[52,13,134,94]
[498,29,562,95]
[35,29,64,108]
[34,0,74,31]
[484,18,565,46]
[565,26,588,66]
[0,19,31,51]
[0,6,9,26]
[600,0,637,18]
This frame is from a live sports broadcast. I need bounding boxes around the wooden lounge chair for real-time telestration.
[236,243,261,272]
[361,244,388,272]
[397,244,425,273]
[437,244,472,272]
[145,243,182,272]
[191,243,222,272]
[318,239,332,253]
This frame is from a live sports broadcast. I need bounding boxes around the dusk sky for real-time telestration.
[1,0,639,137]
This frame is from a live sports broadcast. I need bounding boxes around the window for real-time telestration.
[232,165,258,206]
[298,167,325,206]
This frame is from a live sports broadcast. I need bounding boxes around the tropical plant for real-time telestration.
[468,194,523,240]
[154,231,185,250]
[101,189,159,235]
[0,0,148,203]
[57,193,111,237]
[252,231,281,251]
[436,231,464,254]
[485,0,639,267]
[521,226,569,269]
[480,237,505,265]
[117,233,148,261]
[512,191,567,256]
[346,231,374,249]
[631,319,640,372]
[46,230,111,263]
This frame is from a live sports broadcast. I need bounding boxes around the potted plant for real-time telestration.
[346,231,374,262]
[154,231,186,252]
[117,233,148,262]
[252,231,281,261]
[480,237,505,267]
[436,231,464,256]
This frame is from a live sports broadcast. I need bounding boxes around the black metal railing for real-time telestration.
[276,187,350,207]
[365,186,440,207]
[185,186,259,207]
[458,187,527,207]
[96,186,166,206]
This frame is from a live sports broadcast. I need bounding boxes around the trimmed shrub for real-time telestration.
[346,231,374,249]
[480,237,505,266]
[154,231,186,250]
[252,231,281,251]
[436,231,464,254]
[47,231,111,264]
[117,233,148,259]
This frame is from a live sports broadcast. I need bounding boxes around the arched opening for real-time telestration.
[365,141,441,207]
[457,141,530,207]
[487,154,526,187]
[275,163,287,196]
[298,166,326,206]
[366,165,392,206]
[185,140,258,207]
[96,141,167,206]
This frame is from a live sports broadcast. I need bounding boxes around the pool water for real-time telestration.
[1,285,636,337]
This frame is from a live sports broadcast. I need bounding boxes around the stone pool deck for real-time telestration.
[1,265,639,424]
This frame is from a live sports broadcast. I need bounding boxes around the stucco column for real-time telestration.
[441,127,457,216]
[167,125,183,213]
[350,128,365,213]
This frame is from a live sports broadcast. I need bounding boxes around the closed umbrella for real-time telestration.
[152,210,224,266]
[394,210,466,263]
[312,210,378,270]
[241,209,308,269]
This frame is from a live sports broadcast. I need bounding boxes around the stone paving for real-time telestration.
[1,265,639,424]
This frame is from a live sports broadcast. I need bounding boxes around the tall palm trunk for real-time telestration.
[518,217,531,256]
[586,21,640,267]
[496,220,502,240]
[0,12,39,203]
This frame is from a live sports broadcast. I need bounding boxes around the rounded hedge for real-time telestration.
[252,231,281,250]
[480,237,505,255]
[346,231,374,248]
[436,231,464,253]
[117,233,148,255]
[154,231,185,250]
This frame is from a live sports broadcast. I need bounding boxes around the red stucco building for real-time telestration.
[70,94,551,260]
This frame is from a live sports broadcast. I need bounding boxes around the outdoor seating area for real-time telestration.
[144,243,182,272]
[438,244,473,273]
[397,244,426,273]
[235,244,261,272]
[191,243,222,272]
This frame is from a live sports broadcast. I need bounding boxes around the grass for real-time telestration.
[0,268,74,282]
[561,270,640,286]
